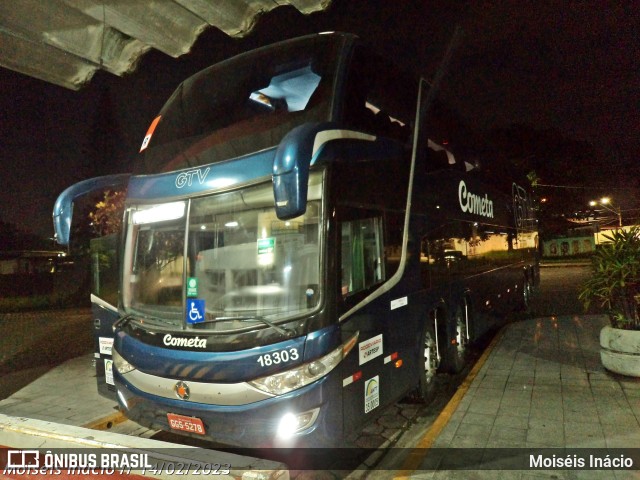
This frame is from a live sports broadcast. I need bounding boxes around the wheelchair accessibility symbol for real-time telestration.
[186,299,205,324]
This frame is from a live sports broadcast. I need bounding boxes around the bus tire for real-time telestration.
[414,321,439,403]
[445,300,470,373]
[520,274,532,312]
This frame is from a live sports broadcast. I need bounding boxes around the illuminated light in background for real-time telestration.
[207,177,237,189]
[258,253,274,266]
[132,201,185,225]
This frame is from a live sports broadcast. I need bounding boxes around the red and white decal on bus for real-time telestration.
[343,371,362,387]
[358,334,383,365]
[140,115,162,152]
[384,352,398,364]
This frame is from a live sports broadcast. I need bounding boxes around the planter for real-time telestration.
[600,325,640,377]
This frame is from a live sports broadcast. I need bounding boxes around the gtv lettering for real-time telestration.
[458,180,494,218]
[175,167,211,188]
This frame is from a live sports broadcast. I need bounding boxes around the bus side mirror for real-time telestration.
[272,122,376,219]
[53,173,130,245]
[272,123,325,220]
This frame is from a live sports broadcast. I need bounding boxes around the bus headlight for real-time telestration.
[112,349,136,375]
[249,332,358,396]
[277,408,320,438]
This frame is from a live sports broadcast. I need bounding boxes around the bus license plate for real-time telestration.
[167,413,205,435]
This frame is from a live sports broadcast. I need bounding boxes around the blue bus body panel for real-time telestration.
[114,367,343,447]
[127,148,276,201]
[113,325,344,446]
[116,332,305,382]
[115,324,340,382]
[300,324,341,361]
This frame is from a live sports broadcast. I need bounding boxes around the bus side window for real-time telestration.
[341,216,385,297]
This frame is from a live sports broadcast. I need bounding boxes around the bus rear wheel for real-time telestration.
[520,275,532,311]
[414,322,439,403]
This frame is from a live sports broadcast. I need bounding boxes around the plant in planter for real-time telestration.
[578,226,640,376]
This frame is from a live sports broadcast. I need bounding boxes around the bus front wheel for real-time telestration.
[414,322,439,403]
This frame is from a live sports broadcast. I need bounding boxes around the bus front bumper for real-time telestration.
[113,371,343,448]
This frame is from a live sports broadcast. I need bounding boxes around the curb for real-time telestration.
[393,326,506,479]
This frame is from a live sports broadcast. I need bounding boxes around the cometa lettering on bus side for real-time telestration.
[458,180,494,218]
[163,334,207,348]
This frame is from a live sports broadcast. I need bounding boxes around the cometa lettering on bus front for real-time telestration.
[458,180,494,218]
[163,334,207,348]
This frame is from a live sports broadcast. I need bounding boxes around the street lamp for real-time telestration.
[589,197,622,227]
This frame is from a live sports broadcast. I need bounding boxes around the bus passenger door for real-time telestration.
[90,234,120,400]
[338,208,413,438]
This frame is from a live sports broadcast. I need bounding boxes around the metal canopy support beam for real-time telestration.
[62,0,208,58]
[0,0,332,90]
[0,28,96,90]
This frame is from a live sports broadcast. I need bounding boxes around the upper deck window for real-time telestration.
[137,35,346,175]
[342,46,417,143]
[249,66,321,113]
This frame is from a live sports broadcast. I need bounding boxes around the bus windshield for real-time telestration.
[137,34,344,174]
[122,171,324,331]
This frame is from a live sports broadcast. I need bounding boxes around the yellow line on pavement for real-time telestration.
[394,327,506,479]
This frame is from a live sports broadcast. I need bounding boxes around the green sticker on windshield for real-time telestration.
[187,277,198,297]
[257,237,275,255]
[257,237,276,266]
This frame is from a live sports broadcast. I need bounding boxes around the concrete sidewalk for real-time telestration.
[0,357,288,479]
[0,353,155,437]
[387,314,640,479]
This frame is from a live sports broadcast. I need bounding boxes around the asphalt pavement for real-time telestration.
[0,307,93,399]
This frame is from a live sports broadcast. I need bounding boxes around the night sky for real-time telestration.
[1,1,638,239]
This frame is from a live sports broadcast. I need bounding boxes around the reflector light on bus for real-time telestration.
[113,349,136,375]
[132,201,186,225]
[117,389,129,410]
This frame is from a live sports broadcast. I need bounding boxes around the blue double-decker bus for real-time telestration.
[54,32,538,447]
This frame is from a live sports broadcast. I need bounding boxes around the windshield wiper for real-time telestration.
[112,313,134,332]
[203,315,296,338]
[113,312,173,331]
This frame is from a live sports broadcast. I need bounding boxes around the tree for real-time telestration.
[88,189,127,237]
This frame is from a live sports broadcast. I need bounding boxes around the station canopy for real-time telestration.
[0,0,331,90]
